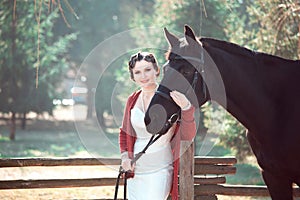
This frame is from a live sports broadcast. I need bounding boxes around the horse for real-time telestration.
[144,25,300,199]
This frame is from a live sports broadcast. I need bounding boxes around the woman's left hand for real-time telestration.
[170,90,191,110]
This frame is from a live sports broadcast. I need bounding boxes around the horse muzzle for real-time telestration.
[144,104,179,135]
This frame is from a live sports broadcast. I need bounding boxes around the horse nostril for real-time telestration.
[169,113,179,124]
[144,114,153,126]
[144,104,167,134]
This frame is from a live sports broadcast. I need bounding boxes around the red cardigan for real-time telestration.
[119,90,196,200]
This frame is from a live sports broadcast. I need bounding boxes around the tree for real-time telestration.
[52,0,135,123]
[248,0,300,59]
[0,1,76,140]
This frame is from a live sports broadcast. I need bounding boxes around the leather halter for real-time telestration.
[172,51,206,100]
[154,50,206,134]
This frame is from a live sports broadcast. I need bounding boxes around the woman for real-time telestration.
[119,51,196,200]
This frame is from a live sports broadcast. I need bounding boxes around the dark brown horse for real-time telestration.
[144,25,300,199]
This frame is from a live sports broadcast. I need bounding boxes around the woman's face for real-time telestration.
[132,60,158,88]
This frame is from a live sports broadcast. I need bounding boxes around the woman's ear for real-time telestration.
[156,68,160,77]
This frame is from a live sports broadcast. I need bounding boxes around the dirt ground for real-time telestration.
[0,166,120,200]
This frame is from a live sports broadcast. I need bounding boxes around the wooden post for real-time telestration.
[179,141,194,200]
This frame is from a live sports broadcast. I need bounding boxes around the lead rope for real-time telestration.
[114,166,123,199]
[114,167,130,200]
[114,133,163,200]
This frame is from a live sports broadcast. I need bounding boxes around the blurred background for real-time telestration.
[0,0,299,199]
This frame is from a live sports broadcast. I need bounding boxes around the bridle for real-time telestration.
[154,50,206,134]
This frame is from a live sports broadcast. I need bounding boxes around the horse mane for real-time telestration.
[165,37,257,60]
[199,37,300,64]
[166,37,299,64]
[200,37,257,58]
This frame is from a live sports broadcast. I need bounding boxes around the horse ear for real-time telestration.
[164,27,179,48]
[184,25,197,44]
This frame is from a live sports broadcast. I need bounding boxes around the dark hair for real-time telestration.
[128,52,160,80]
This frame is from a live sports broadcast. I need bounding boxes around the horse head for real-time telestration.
[144,25,209,135]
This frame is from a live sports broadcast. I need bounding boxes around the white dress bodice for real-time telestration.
[130,106,174,173]
[128,106,174,200]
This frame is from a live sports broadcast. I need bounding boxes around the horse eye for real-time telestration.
[184,72,192,76]
[180,69,192,76]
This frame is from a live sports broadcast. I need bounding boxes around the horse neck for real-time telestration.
[203,46,275,134]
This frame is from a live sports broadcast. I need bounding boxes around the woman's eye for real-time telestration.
[134,71,140,75]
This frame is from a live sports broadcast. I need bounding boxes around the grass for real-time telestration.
[0,122,85,158]
[0,107,266,199]
[0,118,120,158]
[227,163,265,185]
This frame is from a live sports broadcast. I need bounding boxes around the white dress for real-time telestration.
[127,106,174,200]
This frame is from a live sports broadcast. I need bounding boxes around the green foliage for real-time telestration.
[56,0,135,120]
[0,1,77,115]
[226,163,265,185]
[224,0,300,59]
[55,0,133,62]
[219,113,252,161]
[202,103,252,161]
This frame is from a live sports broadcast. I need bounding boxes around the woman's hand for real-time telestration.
[121,159,134,171]
[121,152,134,172]
[170,90,191,110]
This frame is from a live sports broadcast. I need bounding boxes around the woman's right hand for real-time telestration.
[121,158,134,171]
[121,152,134,171]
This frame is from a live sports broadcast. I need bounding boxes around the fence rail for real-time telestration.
[0,178,117,189]
[195,184,300,196]
[0,157,120,167]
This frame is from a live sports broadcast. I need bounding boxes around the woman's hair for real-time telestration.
[128,51,160,81]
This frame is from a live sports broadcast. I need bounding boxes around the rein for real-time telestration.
[114,133,164,200]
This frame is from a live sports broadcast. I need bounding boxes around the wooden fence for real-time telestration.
[1,155,300,199]
[193,156,299,199]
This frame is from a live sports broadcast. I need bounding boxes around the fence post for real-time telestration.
[179,141,194,200]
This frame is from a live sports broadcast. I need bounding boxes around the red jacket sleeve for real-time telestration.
[179,105,196,140]
[119,91,140,155]
[119,96,132,153]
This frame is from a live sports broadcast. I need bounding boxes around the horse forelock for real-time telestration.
[165,37,202,61]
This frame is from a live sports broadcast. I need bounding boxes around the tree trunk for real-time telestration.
[96,109,106,128]
[298,24,300,59]
[86,89,93,119]
[21,112,26,130]
[9,1,17,141]
[10,112,16,141]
